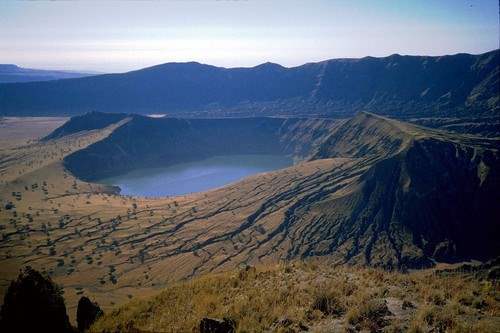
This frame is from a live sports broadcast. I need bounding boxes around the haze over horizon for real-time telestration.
[1,0,498,73]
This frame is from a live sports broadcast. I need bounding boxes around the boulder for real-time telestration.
[199,317,236,333]
[76,296,103,331]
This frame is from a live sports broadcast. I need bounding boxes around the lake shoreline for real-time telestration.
[97,154,293,197]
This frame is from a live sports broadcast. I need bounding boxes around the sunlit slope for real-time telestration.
[0,112,498,319]
[90,262,500,333]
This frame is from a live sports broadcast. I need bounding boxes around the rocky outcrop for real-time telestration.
[77,296,103,332]
[199,318,235,333]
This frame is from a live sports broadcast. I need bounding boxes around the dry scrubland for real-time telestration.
[0,117,68,149]
[0,114,499,331]
[91,261,500,332]
[0,117,350,320]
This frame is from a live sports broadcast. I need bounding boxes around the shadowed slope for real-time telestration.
[0,50,498,117]
[278,112,500,268]
[62,115,340,181]
[43,111,128,140]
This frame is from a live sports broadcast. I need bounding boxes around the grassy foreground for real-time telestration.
[90,261,499,333]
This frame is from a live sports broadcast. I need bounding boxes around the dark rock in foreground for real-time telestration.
[199,317,236,333]
[77,296,103,332]
[0,267,73,333]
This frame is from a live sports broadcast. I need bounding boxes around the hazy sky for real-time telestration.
[0,0,498,72]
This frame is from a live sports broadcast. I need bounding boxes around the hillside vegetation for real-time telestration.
[90,261,500,332]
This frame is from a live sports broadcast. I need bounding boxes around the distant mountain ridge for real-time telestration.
[0,50,498,117]
[0,64,96,83]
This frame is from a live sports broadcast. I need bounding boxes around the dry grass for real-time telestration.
[0,120,346,322]
[89,261,500,333]
[1,115,499,332]
[0,116,68,149]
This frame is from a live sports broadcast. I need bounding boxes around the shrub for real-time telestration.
[77,296,103,332]
[0,267,73,333]
[311,290,345,316]
[347,298,390,331]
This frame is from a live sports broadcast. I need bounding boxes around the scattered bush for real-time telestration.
[347,298,390,331]
[311,290,345,316]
